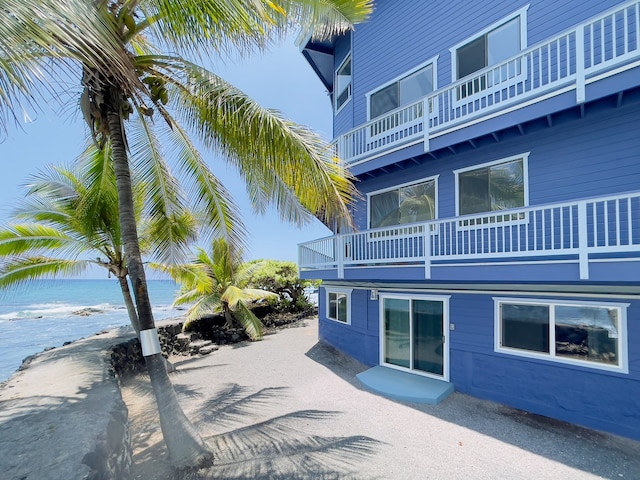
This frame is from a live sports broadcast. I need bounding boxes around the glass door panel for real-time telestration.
[413,300,444,375]
[383,298,410,368]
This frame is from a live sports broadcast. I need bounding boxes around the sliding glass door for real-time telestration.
[381,295,448,379]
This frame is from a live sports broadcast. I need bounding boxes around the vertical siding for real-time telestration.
[337,0,626,137]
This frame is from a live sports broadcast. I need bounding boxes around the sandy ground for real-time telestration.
[121,317,640,480]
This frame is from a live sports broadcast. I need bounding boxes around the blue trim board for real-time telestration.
[357,366,454,405]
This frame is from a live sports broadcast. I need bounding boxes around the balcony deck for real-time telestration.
[298,191,640,284]
[335,1,640,174]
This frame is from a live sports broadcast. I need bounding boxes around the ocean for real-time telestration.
[0,279,184,382]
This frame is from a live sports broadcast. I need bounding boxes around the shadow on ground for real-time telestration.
[125,377,383,480]
[306,341,640,479]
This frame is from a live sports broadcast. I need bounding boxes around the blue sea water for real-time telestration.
[0,279,184,382]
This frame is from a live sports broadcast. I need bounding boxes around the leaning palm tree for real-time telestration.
[156,238,278,341]
[1,0,372,469]
[0,144,197,336]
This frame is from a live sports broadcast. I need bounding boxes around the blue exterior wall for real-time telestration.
[332,0,626,137]
[353,101,640,231]
[318,290,640,440]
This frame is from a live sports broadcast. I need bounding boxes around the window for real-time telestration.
[368,59,437,120]
[495,298,629,372]
[335,54,351,111]
[455,154,528,216]
[326,288,352,324]
[451,7,528,80]
[369,177,438,229]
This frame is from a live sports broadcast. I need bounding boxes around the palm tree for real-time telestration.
[1,0,372,468]
[0,143,196,336]
[156,238,278,340]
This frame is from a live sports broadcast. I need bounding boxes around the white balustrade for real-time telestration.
[334,1,640,165]
[298,191,640,280]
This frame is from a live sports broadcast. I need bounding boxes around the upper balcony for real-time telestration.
[298,191,640,284]
[335,1,640,175]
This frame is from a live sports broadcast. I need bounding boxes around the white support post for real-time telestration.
[577,201,589,280]
[424,226,432,279]
[575,25,586,104]
[337,235,345,279]
[423,98,430,152]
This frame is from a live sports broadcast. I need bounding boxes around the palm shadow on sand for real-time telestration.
[191,383,383,480]
[125,379,383,480]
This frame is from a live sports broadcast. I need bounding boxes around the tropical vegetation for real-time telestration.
[0,0,372,469]
[155,238,277,340]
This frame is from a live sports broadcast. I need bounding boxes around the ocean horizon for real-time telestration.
[0,279,184,382]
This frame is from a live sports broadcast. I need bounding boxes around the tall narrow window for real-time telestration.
[369,178,437,229]
[326,288,352,324]
[369,62,434,119]
[335,54,352,111]
[456,155,526,216]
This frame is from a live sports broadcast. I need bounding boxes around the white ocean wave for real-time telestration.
[0,303,121,321]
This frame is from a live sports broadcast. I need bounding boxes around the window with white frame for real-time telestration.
[455,154,528,216]
[451,6,528,80]
[495,298,628,372]
[326,288,352,324]
[335,54,352,111]
[368,59,437,120]
[369,177,438,229]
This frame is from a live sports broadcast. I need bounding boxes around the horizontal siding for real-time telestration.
[318,289,640,440]
[355,101,640,225]
[338,0,628,136]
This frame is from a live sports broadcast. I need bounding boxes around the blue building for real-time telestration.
[298,0,640,441]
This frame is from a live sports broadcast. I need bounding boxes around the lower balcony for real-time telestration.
[298,191,640,284]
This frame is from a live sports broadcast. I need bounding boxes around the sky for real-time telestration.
[0,39,335,275]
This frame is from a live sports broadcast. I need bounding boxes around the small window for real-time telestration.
[495,298,629,372]
[451,7,528,80]
[455,154,527,216]
[326,288,352,324]
[368,60,436,120]
[335,54,352,111]
[369,177,437,229]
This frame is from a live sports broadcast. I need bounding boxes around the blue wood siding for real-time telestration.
[318,287,379,365]
[354,102,640,231]
[318,290,640,440]
[337,0,626,137]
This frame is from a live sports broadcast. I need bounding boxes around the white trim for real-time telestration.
[365,55,439,120]
[325,286,353,324]
[378,293,451,381]
[450,4,529,82]
[366,175,440,229]
[453,152,530,216]
[335,52,352,113]
[493,297,629,374]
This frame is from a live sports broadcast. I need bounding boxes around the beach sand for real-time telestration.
[121,316,640,479]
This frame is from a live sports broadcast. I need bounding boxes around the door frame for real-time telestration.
[378,293,450,381]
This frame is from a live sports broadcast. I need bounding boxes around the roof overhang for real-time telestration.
[299,35,336,91]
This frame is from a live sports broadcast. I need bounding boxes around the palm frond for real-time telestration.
[0,256,89,289]
[229,299,264,340]
[174,62,357,228]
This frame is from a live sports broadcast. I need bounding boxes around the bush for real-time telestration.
[245,260,317,313]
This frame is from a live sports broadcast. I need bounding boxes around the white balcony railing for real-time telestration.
[298,191,640,280]
[336,0,640,166]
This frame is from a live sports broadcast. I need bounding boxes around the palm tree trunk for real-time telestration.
[118,275,141,334]
[106,95,212,470]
